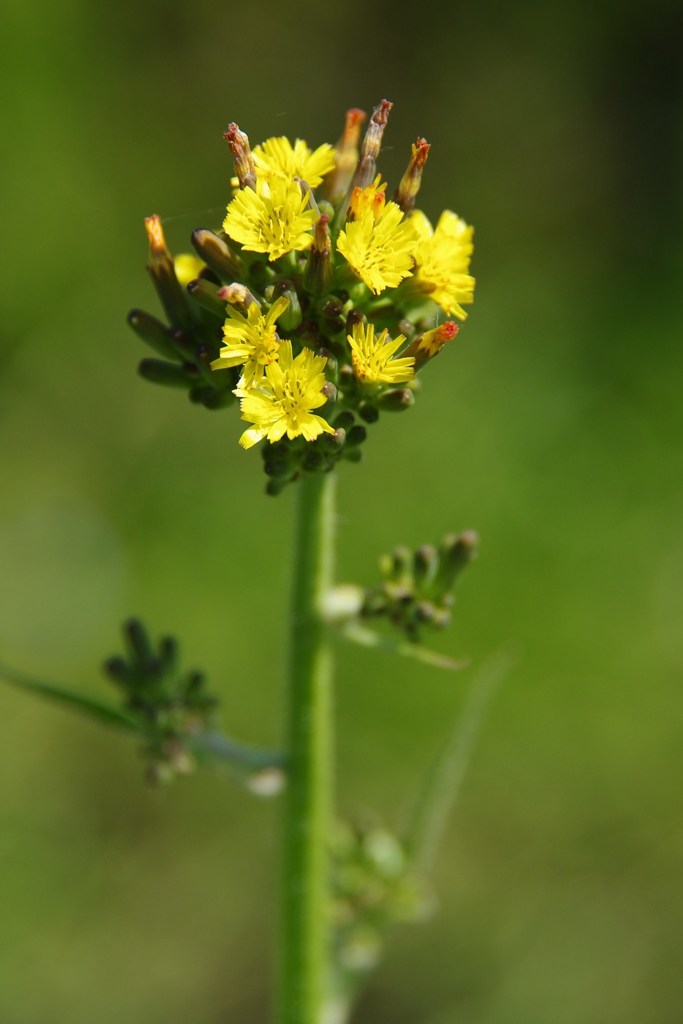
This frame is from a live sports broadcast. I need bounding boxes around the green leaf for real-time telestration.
[337,622,469,672]
[402,652,514,872]
[0,662,140,732]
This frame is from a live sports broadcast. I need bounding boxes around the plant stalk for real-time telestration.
[279,469,336,1024]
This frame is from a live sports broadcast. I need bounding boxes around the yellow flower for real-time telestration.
[409,209,475,319]
[337,182,419,294]
[347,322,414,385]
[252,136,336,189]
[234,342,335,449]
[211,296,290,387]
[347,174,387,220]
[173,252,205,286]
[223,177,317,261]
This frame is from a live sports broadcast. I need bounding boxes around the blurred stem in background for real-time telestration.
[280,470,336,1024]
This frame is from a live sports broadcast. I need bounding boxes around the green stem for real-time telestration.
[279,470,336,1024]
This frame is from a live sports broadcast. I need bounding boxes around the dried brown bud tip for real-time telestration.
[223,122,256,189]
[144,215,193,328]
[351,98,393,192]
[145,214,170,261]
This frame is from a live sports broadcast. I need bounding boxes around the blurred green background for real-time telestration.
[1,0,682,1021]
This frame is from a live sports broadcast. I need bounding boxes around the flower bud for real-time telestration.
[124,618,153,666]
[345,424,367,449]
[272,281,302,331]
[138,358,194,389]
[358,401,379,424]
[216,282,259,310]
[324,107,367,203]
[394,138,430,213]
[351,99,393,192]
[223,122,256,189]
[436,530,479,592]
[191,229,244,281]
[187,278,226,319]
[377,388,415,412]
[403,322,459,371]
[103,656,131,685]
[345,307,364,334]
[304,214,333,295]
[145,215,194,328]
[127,309,180,361]
[413,544,439,588]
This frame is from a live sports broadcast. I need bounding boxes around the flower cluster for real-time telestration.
[103,619,218,784]
[361,530,479,641]
[330,820,430,982]
[129,100,475,493]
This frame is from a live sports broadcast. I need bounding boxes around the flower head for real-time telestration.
[403,321,459,371]
[235,342,335,449]
[224,177,317,261]
[409,210,475,319]
[252,136,336,189]
[211,296,290,387]
[347,322,414,385]
[173,252,205,286]
[337,182,418,294]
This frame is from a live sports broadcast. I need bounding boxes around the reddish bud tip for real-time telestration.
[374,98,393,127]
[413,137,431,168]
[438,322,459,341]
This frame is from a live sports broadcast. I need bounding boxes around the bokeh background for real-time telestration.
[1,0,682,1021]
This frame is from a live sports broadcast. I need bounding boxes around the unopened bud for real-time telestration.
[224,122,256,189]
[324,107,367,203]
[351,99,393,192]
[304,214,333,295]
[124,618,152,666]
[191,229,244,281]
[139,358,194,389]
[187,278,226,319]
[403,321,459,370]
[217,282,259,310]
[345,424,367,449]
[271,281,302,330]
[321,381,338,406]
[437,530,479,591]
[145,215,194,328]
[103,656,130,685]
[394,138,431,213]
[321,297,344,319]
[358,401,379,424]
[345,307,364,333]
[377,388,414,412]
[389,546,412,579]
[127,309,180,361]
[333,411,355,430]
[413,544,438,588]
